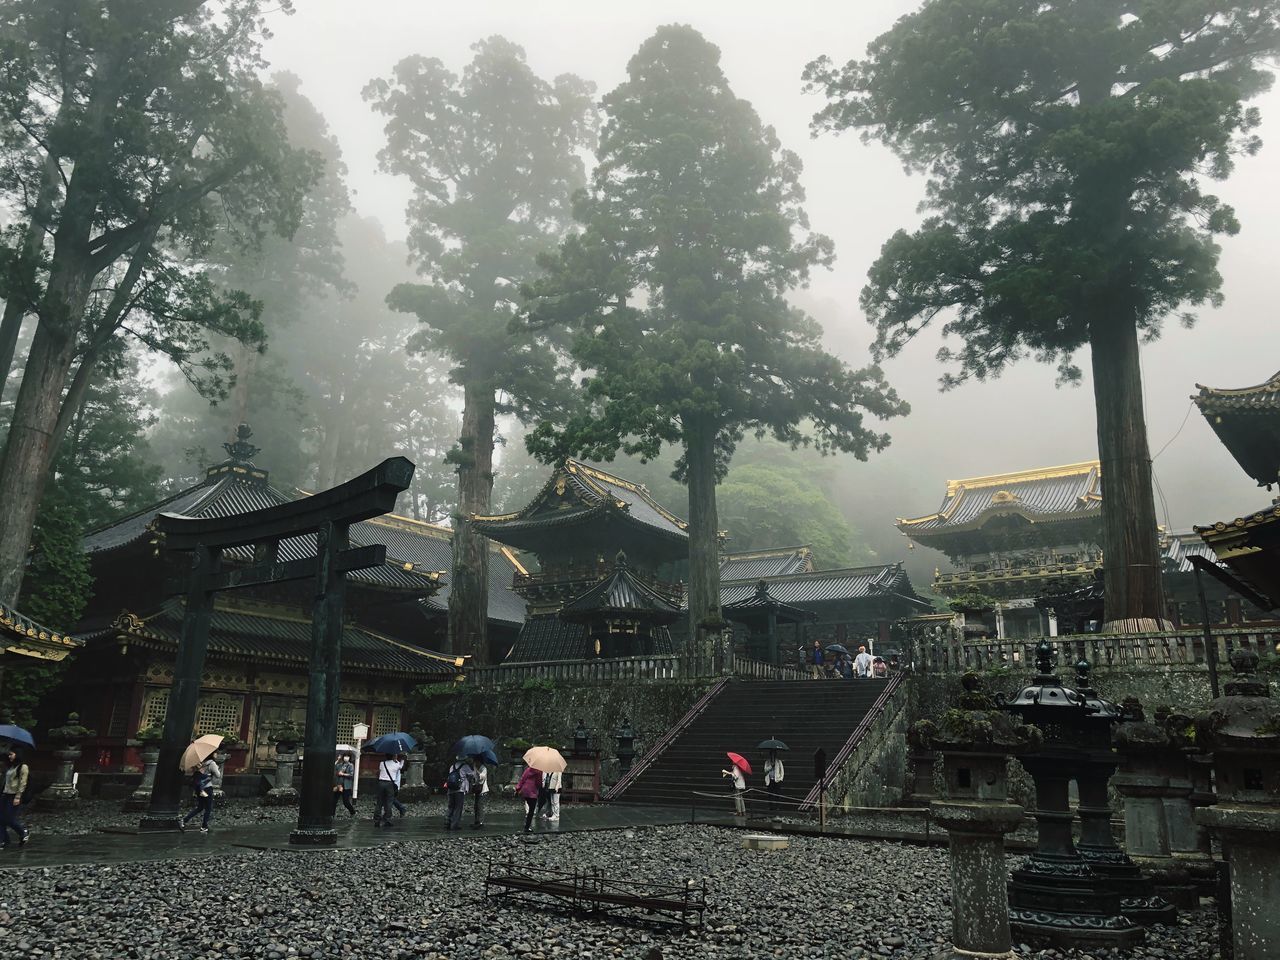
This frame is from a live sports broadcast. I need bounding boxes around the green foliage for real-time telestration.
[805,1,1279,385]
[947,592,998,614]
[48,712,95,743]
[0,660,63,729]
[23,485,93,628]
[134,725,165,743]
[519,677,556,694]
[365,36,596,422]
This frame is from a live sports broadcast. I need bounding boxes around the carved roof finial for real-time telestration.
[223,423,261,466]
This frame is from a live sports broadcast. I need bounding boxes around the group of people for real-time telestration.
[802,640,888,680]
[721,753,785,817]
[1,746,30,848]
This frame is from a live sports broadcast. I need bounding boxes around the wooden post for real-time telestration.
[1193,566,1220,699]
[292,520,349,844]
[141,544,219,830]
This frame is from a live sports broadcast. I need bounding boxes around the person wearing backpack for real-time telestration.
[443,757,467,831]
[0,746,30,847]
[516,764,542,832]
[374,755,403,827]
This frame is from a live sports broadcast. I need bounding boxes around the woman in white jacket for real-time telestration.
[722,765,746,817]
[540,770,563,822]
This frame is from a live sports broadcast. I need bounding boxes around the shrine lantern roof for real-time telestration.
[1194,370,1280,489]
[559,552,682,625]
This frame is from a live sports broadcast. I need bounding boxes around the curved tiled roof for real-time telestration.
[356,515,527,626]
[108,599,460,679]
[720,546,814,582]
[897,461,1102,537]
[560,557,681,624]
[718,563,925,608]
[473,459,688,546]
[0,602,80,661]
[1161,532,1221,574]
[81,470,438,594]
[722,581,818,624]
[1194,371,1280,488]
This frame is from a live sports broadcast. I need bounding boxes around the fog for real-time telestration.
[261,0,1277,579]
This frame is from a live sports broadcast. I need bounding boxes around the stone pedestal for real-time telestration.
[397,750,430,802]
[920,672,1040,960]
[42,746,83,806]
[1112,704,1197,909]
[1193,650,1280,960]
[1008,754,1144,950]
[1075,752,1176,924]
[907,747,938,807]
[125,746,161,811]
[1183,750,1219,896]
[263,745,299,805]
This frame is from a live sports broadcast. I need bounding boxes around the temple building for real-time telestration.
[897,462,1105,638]
[718,545,928,653]
[475,462,928,663]
[472,460,688,661]
[1194,372,1280,611]
[63,426,524,774]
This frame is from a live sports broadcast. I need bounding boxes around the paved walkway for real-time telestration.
[0,804,691,870]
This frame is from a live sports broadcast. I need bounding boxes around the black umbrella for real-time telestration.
[757,738,789,752]
[824,643,850,656]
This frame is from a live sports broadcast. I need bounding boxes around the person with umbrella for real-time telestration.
[759,738,788,811]
[443,755,468,831]
[332,749,357,818]
[373,752,403,827]
[721,752,751,818]
[524,746,566,823]
[515,762,542,832]
[462,754,489,828]
[178,734,223,833]
[1,741,31,847]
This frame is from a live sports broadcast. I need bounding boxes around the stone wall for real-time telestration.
[827,680,913,809]
[407,677,714,784]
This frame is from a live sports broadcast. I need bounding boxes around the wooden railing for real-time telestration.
[916,626,1279,674]
[466,646,811,687]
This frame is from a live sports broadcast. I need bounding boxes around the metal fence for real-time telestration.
[917,625,1280,674]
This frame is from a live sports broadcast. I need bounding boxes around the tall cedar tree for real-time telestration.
[524,26,907,651]
[0,0,318,605]
[805,1,1280,629]
[364,37,596,662]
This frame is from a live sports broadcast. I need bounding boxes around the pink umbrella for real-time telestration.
[726,751,752,775]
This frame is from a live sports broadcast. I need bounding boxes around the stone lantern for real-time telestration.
[1194,649,1280,960]
[1002,642,1143,950]
[572,719,591,757]
[44,713,94,806]
[923,672,1041,960]
[1112,697,1197,909]
[615,718,636,774]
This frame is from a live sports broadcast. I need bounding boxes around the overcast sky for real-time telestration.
[262,1,1277,545]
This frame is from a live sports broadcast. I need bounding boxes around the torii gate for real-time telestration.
[139,457,414,845]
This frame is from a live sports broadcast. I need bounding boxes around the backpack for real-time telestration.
[445,764,462,791]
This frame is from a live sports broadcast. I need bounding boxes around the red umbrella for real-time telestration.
[726,751,752,775]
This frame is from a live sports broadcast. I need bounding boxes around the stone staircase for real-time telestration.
[608,678,894,808]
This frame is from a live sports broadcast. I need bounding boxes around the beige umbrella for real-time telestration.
[178,734,224,771]
[523,745,567,774]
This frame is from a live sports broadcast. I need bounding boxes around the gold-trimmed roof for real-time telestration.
[898,460,1102,533]
[1,602,81,662]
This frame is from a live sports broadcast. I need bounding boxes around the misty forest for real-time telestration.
[1,0,1278,675]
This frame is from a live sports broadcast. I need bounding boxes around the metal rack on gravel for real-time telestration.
[485,858,707,928]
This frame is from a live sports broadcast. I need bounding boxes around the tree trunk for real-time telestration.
[316,397,346,490]
[683,414,723,657]
[0,268,92,605]
[0,138,63,390]
[1089,306,1168,632]
[448,380,495,663]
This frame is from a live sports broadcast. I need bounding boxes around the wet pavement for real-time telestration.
[0,803,691,869]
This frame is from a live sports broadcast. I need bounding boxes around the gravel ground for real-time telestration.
[20,796,527,836]
[0,824,1220,960]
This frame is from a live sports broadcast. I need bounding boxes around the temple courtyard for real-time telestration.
[0,801,1219,960]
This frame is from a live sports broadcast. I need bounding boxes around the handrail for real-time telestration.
[798,673,904,811]
[604,676,730,801]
